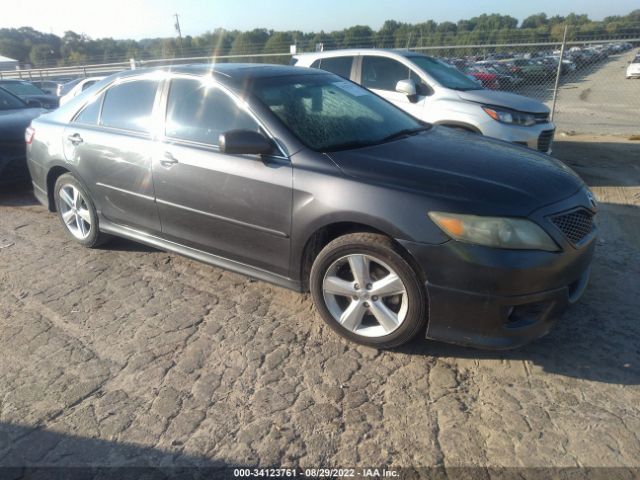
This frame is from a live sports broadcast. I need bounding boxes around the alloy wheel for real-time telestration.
[58,184,92,240]
[322,254,408,338]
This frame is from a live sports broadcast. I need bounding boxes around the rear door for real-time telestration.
[309,56,357,80]
[152,76,293,276]
[63,76,162,233]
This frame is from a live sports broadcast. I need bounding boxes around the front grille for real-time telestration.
[551,208,595,245]
[537,129,555,152]
[534,112,550,123]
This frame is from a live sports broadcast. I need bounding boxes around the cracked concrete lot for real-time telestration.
[1,135,639,473]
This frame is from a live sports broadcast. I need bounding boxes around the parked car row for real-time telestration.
[24,64,597,349]
[441,42,635,88]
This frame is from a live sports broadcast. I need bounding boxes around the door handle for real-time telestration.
[160,151,179,167]
[67,133,83,145]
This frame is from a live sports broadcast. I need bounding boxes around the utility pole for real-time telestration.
[174,13,184,56]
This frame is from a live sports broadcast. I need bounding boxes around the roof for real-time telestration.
[111,63,326,85]
[0,55,18,63]
[172,63,323,81]
[294,48,423,59]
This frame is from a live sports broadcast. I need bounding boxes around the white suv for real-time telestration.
[293,49,556,154]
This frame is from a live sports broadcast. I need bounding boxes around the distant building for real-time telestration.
[0,55,19,70]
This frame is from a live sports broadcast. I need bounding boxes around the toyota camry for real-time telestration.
[26,64,596,349]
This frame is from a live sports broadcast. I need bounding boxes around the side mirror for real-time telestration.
[26,99,42,108]
[395,79,417,97]
[218,130,274,155]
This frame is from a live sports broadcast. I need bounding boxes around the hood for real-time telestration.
[457,89,549,114]
[0,107,44,142]
[20,94,59,110]
[327,126,584,217]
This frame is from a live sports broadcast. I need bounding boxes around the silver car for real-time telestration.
[293,49,556,154]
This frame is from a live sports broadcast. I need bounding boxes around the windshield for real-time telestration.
[406,55,482,91]
[0,88,26,110]
[1,81,45,96]
[249,74,425,152]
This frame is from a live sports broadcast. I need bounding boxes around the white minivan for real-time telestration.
[293,49,555,153]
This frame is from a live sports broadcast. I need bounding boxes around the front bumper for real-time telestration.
[479,120,556,155]
[399,191,597,349]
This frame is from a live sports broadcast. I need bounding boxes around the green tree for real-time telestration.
[521,13,548,29]
[229,29,269,56]
[29,44,55,66]
[263,32,294,54]
[342,25,374,48]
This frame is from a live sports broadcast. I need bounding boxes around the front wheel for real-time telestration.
[310,233,427,348]
[54,173,110,248]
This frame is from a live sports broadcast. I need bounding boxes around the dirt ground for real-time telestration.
[552,51,640,136]
[0,135,639,475]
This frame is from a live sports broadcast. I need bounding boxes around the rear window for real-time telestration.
[74,93,103,125]
[310,56,354,79]
[0,88,25,110]
[0,81,45,96]
[100,79,158,133]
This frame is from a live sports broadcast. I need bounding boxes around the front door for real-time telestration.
[359,55,427,120]
[152,77,293,277]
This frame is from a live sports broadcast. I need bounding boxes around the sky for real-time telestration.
[3,0,639,40]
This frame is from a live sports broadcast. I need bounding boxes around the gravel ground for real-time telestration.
[510,50,640,136]
[1,136,639,475]
[551,51,640,135]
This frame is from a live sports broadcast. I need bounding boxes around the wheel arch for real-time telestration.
[297,221,427,292]
[46,165,71,212]
[45,162,85,212]
[434,121,482,134]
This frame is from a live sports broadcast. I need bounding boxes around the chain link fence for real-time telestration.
[1,36,638,136]
[410,38,640,136]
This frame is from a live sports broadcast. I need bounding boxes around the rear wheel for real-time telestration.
[310,233,427,348]
[54,173,110,248]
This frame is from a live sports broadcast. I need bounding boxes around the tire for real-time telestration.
[53,173,110,248]
[310,232,427,348]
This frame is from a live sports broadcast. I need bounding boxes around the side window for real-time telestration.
[361,56,410,91]
[100,79,158,133]
[74,93,103,125]
[311,56,354,79]
[165,77,260,145]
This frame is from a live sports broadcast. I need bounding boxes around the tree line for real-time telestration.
[1,10,639,69]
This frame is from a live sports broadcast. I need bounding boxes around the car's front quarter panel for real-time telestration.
[289,149,452,280]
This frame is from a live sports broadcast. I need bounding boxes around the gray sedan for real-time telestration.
[26,64,595,349]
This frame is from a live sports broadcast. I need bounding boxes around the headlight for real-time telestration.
[482,106,536,126]
[428,212,559,251]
